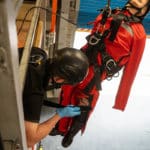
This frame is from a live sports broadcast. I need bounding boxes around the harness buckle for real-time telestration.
[102,54,119,77]
[105,59,120,80]
[88,33,102,46]
[106,58,117,71]
[30,54,44,65]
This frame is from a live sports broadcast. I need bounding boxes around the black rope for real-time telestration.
[17,6,78,35]
[107,0,111,8]
[17,2,116,36]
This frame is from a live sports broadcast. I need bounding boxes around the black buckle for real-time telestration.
[30,54,44,64]
[106,58,117,71]
[87,33,102,46]
[102,53,119,78]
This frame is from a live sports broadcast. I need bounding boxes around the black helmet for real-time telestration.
[50,47,89,84]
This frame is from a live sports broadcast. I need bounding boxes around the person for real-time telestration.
[49,0,150,147]
[20,47,89,148]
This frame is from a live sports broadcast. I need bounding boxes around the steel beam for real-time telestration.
[0,0,27,149]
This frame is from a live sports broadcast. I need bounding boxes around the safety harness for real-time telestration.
[81,3,143,94]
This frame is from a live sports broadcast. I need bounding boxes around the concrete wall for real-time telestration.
[55,0,80,49]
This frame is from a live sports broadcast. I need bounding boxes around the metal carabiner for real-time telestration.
[88,33,102,46]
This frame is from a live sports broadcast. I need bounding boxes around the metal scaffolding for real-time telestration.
[0,0,42,149]
[0,0,27,149]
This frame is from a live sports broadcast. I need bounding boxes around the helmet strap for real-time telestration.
[46,77,62,90]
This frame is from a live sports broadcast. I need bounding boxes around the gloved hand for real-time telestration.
[56,105,81,118]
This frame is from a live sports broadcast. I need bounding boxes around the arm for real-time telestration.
[25,106,81,148]
[25,114,61,148]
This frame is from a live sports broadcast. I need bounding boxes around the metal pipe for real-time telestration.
[50,0,58,32]
[48,0,58,58]
[19,0,42,92]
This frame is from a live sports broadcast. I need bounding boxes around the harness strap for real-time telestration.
[86,28,121,79]
[109,11,141,41]
[83,66,102,93]
[82,9,138,92]
[109,18,122,41]
[46,83,61,90]
[43,99,92,111]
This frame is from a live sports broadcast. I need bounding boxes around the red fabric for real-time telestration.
[58,66,99,133]
[57,11,146,133]
[113,23,146,110]
[88,11,146,110]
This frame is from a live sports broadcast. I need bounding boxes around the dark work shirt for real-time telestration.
[23,61,50,123]
[18,47,51,123]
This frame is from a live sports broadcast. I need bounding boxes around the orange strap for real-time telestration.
[50,0,58,32]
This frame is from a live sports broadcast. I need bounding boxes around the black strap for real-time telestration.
[46,83,61,90]
[83,66,102,93]
[109,16,122,41]
[43,99,92,111]
[45,77,62,91]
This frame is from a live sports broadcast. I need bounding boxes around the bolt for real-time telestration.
[15,143,21,150]
[0,47,7,72]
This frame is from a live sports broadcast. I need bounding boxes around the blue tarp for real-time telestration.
[77,0,150,34]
